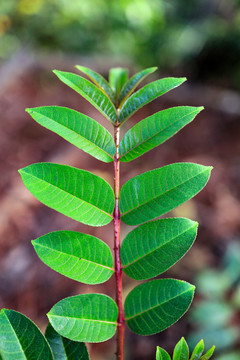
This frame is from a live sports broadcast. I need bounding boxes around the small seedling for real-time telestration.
[156,338,215,360]
[0,66,213,360]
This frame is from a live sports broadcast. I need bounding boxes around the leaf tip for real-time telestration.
[25,108,33,114]
[52,69,61,77]
[180,76,187,83]
[31,239,36,246]
[75,65,83,70]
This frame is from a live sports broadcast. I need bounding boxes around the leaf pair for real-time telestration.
[46,279,194,342]
[31,217,196,285]
[0,309,89,360]
[26,105,203,164]
[156,338,215,360]
[19,162,212,227]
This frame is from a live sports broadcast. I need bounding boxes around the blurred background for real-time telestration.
[1,1,240,359]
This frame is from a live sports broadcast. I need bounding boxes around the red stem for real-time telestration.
[114,124,125,360]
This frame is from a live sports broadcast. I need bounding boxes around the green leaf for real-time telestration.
[119,67,158,106]
[190,340,204,360]
[0,309,53,360]
[45,323,89,360]
[48,294,118,343]
[118,77,186,124]
[19,163,114,227]
[26,106,115,163]
[53,70,117,124]
[200,347,215,360]
[124,279,195,336]
[156,347,171,360]
[109,67,128,99]
[32,231,114,284]
[121,218,198,280]
[173,337,189,360]
[119,106,203,162]
[75,65,115,103]
[120,162,212,225]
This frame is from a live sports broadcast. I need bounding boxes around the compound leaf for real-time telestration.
[119,106,203,162]
[118,77,186,124]
[120,162,212,225]
[19,163,114,227]
[200,346,215,360]
[32,231,114,285]
[45,323,89,360]
[48,294,118,343]
[121,218,198,280]
[124,279,195,336]
[156,347,171,360]
[109,68,128,99]
[190,340,204,360]
[173,337,189,360]
[119,67,158,106]
[26,106,115,163]
[53,70,117,124]
[75,65,115,103]
[0,309,53,360]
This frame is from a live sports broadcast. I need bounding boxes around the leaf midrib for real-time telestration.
[33,242,114,271]
[126,287,194,321]
[59,72,117,119]
[31,109,115,160]
[122,224,196,268]
[119,109,199,159]
[119,67,157,107]
[121,167,209,216]
[120,78,185,123]
[3,312,27,360]
[22,171,113,219]
[49,315,116,325]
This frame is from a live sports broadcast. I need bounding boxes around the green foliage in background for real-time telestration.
[2,0,240,86]
[188,242,240,360]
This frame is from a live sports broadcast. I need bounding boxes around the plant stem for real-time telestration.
[114,123,124,360]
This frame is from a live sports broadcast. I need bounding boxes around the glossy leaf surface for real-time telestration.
[125,279,195,335]
[32,231,114,284]
[0,309,53,360]
[75,65,115,102]
[120,163,212,225]
[53,70,117,124]
[173,337,189,360]
[19,163,114,226]
[118,77,186,124]
[26,106,115,163]
[190,340,204,360]
[119,106,203,162]
[109,67,128,99]
[48,294,118,343]
[45,323,89,360]
[121,218,198,280]
[119,66,157,105]
[156,347,171,360]
[200,346,215,360]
